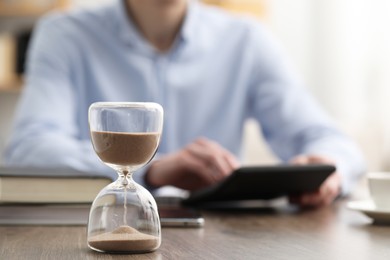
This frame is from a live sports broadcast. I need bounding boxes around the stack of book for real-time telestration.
[0,166,112,225]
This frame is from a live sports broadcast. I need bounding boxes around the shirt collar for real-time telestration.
[115,0,148,50]
[114,0,207,55]
[180,1,217,54]
[179,0,200,44]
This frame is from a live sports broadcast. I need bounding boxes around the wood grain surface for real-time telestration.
[1,200,389,260]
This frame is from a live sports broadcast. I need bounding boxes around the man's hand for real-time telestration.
[145,137,240,191]
[288,155,341,207]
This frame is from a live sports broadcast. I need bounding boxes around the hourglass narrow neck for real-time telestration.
[118,170,133,187]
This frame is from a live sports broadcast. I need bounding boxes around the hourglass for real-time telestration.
[87,102,163,253]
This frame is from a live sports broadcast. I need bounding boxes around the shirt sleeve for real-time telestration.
[247,22,366,195]
[2,15,120,181]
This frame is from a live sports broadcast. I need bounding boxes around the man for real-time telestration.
[3,0,365,207]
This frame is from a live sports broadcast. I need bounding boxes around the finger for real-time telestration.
[299,180,339,207]
[180,148,217,184]
[187,157,218,184]
[306,155,335,165]
[298,192,324,206]
[290,154,336,166]
[192,138,236,178]
[198,138,240,175]
[289,155,309,165]
[222,152,240,175]
[299,184,333,206]
[146,153,212,190]
[320,174,341,204]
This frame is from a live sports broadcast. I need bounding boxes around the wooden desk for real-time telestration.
[1,200,390,260]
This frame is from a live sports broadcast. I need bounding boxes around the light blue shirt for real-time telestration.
[4,0,365,193]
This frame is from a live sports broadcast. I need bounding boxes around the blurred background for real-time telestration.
[0,0,389,172]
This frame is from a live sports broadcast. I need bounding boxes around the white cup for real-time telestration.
[368,172,390,210]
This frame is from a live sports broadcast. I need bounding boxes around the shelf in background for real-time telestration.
[0,0,68,34]
[202,0,266,19]
[0,78,23,93]
[0,0,68,17]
